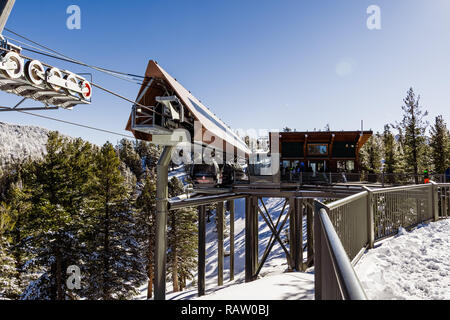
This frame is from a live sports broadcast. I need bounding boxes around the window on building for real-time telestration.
[332,141,356,158]
[281,142,304,158]
[308,144,328,156]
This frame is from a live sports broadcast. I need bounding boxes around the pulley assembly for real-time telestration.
[0,36,92,109]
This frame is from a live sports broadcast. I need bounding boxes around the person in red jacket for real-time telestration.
[424,169,430,184]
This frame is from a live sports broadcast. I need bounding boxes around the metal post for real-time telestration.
[289,197,296,271]
[0,0,15,34]
[447,187,450,217]
[245,197,252,282]
[245,196,258,282]
[365,187,375,249]
[154,146,174,301]
[313,201,322,300]
[306,199,314,268]
[217,201,224,286]
[198,205,206,297]
[296,198,303,271]
[430,182,439,221]
[253,197,259,275]
[229,200,235,281]
[289,197,303,271]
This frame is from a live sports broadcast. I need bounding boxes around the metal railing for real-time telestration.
[314,202,368,300]
[369,184,434,242]
[281,171,447,186]
[314,182,450,300]
[436,183,450,218]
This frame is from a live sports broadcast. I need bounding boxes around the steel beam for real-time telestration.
[255,198,291,276]
[245,196,258,282]
[233,187,361,199]
[253,197,259,276]
[169,193,243,210]
[289,198,304,271]
[154,146,174,301]
[0,106,59,112]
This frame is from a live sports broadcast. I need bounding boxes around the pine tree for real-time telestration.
[0,201,17,299]
[5,176,36,299]
[395,88,429,183]
[83,142,145,300]
[381,125,406,184]
[382,125,396,175]
[22,132,95,300]
[429,115,450,175]
[172,206,198,290]
[359,134,382,181]
[134,140,161,173]
[135,172,157,299]
[167,177,197,292]
[117,139,143,180]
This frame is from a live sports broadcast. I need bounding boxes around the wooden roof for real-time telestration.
[126,60,250,155]
[278,131,372,144]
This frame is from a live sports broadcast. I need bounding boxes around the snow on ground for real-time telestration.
[355,219,450,300]
[136,197,314,300]
[194,272,313,300]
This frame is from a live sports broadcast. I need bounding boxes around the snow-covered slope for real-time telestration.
[355,219,450,300]
[195,272,314,300]
[0,122,50,167]
[136,197,314,300]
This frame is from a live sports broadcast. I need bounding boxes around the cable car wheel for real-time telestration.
[80,80,92,100]
[1,52,24,79]
[24,60,45,86]
[64,73,79,96]
[46,67,63,92]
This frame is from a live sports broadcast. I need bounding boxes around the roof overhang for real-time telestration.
[126,60,250,156]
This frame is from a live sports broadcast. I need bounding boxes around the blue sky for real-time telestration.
[1,0,450,145]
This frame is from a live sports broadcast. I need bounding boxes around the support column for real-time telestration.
[245,197,258,282]
[253,197,259,275]
[296,198,303,271]
[217,201,224,286]
[154,146,174,301]
[289,197,303,271]
[198,205,206,297]
[229,200,235,281]
[306,199,314,268]
[289,197,296,272]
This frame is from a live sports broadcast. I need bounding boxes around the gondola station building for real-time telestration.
[275,130,373,177]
